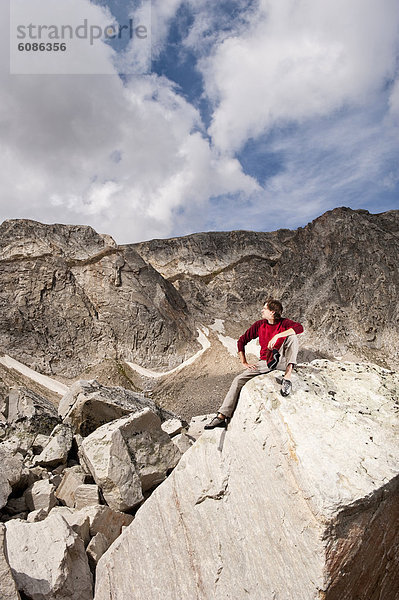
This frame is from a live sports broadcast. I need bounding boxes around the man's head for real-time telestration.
[261,298,283,322]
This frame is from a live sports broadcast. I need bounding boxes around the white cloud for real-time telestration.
[0,0,258,243]
[1,0,398,246]
[196,0,399,152]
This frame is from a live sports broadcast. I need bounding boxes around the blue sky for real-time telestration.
[1,0,399,242]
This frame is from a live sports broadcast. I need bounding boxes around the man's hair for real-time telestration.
[266,298,283,321]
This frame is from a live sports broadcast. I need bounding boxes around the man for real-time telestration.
[205,299,303,429]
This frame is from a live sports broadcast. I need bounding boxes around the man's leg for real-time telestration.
[205,362,269,428]
[280,335,299,396]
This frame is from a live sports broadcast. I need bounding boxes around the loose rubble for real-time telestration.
[0,380,190,598]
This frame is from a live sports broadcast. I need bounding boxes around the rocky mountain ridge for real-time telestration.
[0,219,198,378]
[132,207,399,369]
[0,207,398,419]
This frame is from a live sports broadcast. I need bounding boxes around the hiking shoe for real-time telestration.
[267,349,280,370]
[280,379,292,397]
[204,416,227,430]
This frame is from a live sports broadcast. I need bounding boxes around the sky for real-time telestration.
[1,0,399,243]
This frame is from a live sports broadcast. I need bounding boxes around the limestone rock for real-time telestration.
[34,424,73,467]
[74,484,100,510]
[26,508,48,522]
[86,532,109,570]
[172,431,194,454]
[95,361,399,600]
[0,447,24,509]
[80,419,143,512]
[0,524,20,600]
[58,379,163,436]
[161,418,184,437]
[81,408,181,511]
[24,479,57,512]
[50,507,91,546]
[32,434,51,454]
[55,466,86,508]
[78,505,133,547]
[51,504,133,549]
[5,513,93,600]
[187,413,216,440]
[5,387,59,435]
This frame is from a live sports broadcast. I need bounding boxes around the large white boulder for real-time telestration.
[5,512,93,600]
[0,524,20,600]
[58,380,162,436]
[33,424,73,468]
[81,408,181,511]
[95,361,399,600]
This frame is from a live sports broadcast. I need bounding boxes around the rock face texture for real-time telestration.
[5,512,93,600]
[0,219,198,377]
[95,361,399,600]
[133,207,399,368]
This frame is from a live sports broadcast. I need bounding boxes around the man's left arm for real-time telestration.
[267,320,304,350]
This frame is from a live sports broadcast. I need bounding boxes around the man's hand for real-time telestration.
[267,335,279,350]
[242,361,258,371]
[238,350,258,371]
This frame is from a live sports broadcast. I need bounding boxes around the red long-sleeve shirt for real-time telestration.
[237,318,304,362]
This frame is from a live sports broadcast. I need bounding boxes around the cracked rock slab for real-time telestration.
[95,361,399,600]
[5,512,93,600]
[81,408,181,511]
[0,524,20,600]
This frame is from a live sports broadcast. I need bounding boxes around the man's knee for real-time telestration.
[283,334,299,349]
[282,334,299,363]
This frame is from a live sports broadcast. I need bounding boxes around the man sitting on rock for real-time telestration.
[205,299,303,429]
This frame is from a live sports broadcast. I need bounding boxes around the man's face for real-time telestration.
[261,303,275,322]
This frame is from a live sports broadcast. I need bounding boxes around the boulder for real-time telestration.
[26,508,48,523]
[5,387,59,435]
[86,533,109,570]
[81,408,181,511]
[172,431,194,454]
[55,466,87,508]
[24,479,57,512]
[187,413,215,440]
[32,434,51,454]
[50,504,133,550]
[78,505,134,548]
[0,524,20,600]
[0,447,24,509]
[5,513,93,600]
[74,484,100,510]
[34,424,73,467]
[58,380,163,437]
[50,507,91,546]
[161,418,184,437]
[95,361,399,600]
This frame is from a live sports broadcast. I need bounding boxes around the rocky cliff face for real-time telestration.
[95,361,399,600]
[0,220,198,377]
[133,207,399,368]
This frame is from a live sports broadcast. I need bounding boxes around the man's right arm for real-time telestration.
[238,350,258,371]
[237,321,262,370]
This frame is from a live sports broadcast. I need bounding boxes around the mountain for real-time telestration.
[0,219,198,379]
[132,207,399,368]
[0,207,398,419]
